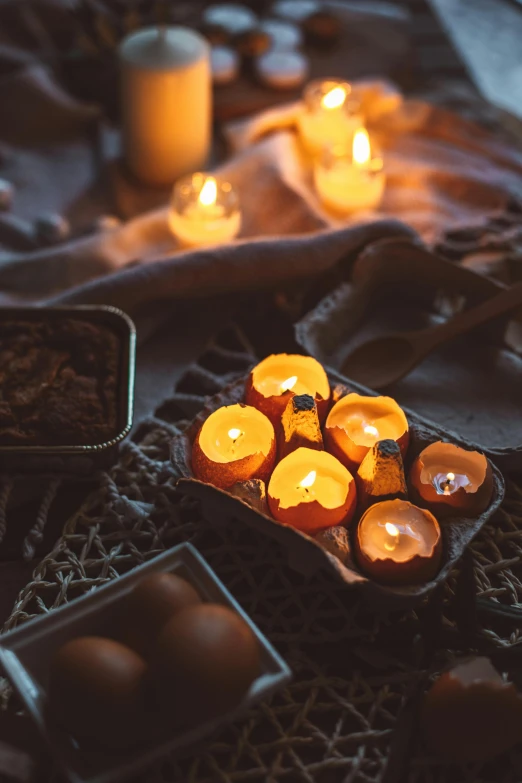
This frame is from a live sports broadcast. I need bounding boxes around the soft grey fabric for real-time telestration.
[1,4,522,416]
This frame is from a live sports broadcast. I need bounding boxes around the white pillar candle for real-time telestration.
[120,27,211,187]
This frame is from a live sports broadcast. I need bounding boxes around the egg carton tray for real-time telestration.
[171,368,504,613]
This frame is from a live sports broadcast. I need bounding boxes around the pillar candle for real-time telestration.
[120,27,211,186]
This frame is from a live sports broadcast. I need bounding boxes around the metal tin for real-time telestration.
[0,306,136,475]
[0,542,291,783]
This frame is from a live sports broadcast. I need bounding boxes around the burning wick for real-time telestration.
[198,176,218,207]
[384,522,400,552]
[280,375,298,394]
[363,424,379,438]
[228,427,244,454]
[299,470,317,494]
[352,128,383,173]
[321,86,347,110]
[441,471,456,495]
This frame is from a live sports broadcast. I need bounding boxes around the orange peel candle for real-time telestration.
[421,658,522,763]
[192,404,276,489]
[325,393,409,470]
[267,447,357,534]
[246,354,330,427]
[409,441,493,518]
[355,499,442,585]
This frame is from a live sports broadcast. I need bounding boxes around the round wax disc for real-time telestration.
[257,50,308,90]
[211,46,240,84]
[272,0,320,22]
[204,4,257,36]
[259,18,303,50]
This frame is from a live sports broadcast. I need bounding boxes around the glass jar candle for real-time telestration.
[314,128,385,215]
[297,79,363,157]
[169,173,241,249]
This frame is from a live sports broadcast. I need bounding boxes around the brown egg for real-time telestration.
[421,657,522,763]
[119,572,202,657]
[149,604,261,724]
[49,636,147,750]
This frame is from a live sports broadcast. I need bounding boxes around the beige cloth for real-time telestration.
[224,79,522,242]
[1,78,522,308]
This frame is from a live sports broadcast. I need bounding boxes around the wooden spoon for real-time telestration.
[341,280,522,390]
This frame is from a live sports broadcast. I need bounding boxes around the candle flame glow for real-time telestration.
[228,428,242,441]
[446,472,455,481]
[300,470,317,489]
[352,128,371,167]
[280,375,298,393]
[199,177,218,207]
[384,522,400,552]
[321,86,347,110]
[364,424,379,438]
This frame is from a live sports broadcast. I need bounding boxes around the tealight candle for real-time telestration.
[355,499,442,585]
[409,441,493,518]
[245,354,330,427]
[297,79,363,157]
[314,128,386,214]
[267,447,357,534]
[325,393,409,470]
[169,173,241,249]
[192,404,276,489]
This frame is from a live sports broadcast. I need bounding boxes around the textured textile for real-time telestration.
[1,31,521,317]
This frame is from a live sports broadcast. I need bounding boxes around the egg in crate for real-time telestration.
[48,637,147,750]
[119,572,202,657]
[149,603,261,725]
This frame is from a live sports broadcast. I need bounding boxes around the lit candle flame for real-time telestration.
[384,522,400,552]
[228,428,242,441]
[300,470,317,489]
[363,424,379,438]
[442,471,456,495]
[352,128,371,168]
[321,86,347,110]
[280,375,298,393]
[199,177,218,207]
